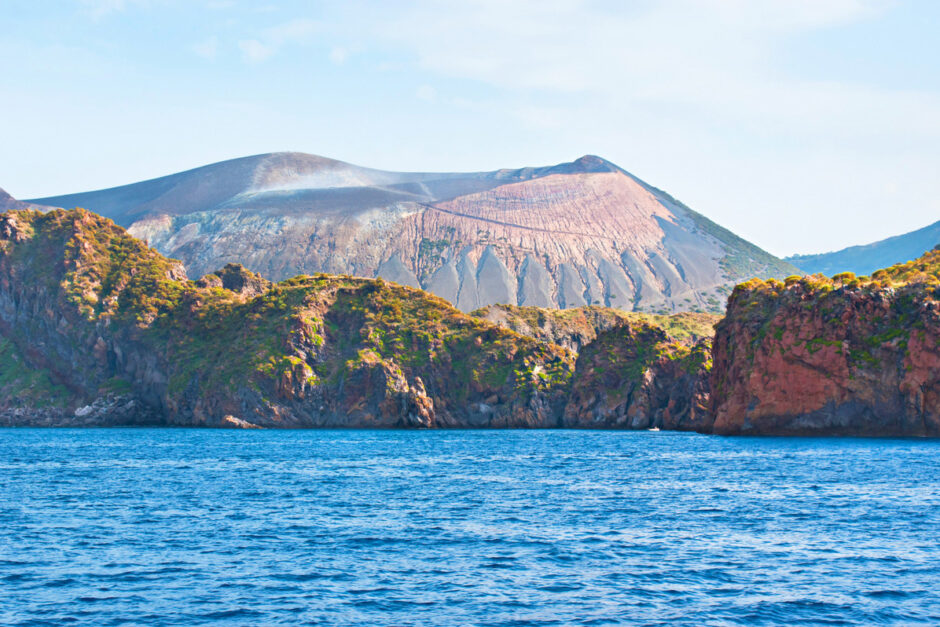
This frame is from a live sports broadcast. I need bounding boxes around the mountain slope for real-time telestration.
[786,219,940,276]
[28,152,799,313]
[0,187,53,213]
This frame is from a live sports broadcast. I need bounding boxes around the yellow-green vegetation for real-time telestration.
[322,280,574,399]
[4,209,186,324]
[161,272,576,402]
[471,303,719,349]
[0,209,576,421]
[1,210,299,397]
[160,278,325,395]
[0,337,72,408]
[738,247,940,296]
[870,248,940,287]
[573,320,710,401]
[720,246,940,368]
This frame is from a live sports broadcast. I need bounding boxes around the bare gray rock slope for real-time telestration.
[28,152,798,313]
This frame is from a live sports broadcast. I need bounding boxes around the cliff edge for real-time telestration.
[710,254,940,435]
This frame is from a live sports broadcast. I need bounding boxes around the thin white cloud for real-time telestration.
[329,46,348,65]
[79,0,151,18]
[192,36,219,60]
[512,104,563,130]
[238,18,320,64]
[265,18,319,43]
[375,0,892,92]
[238,39,274,64]
[693,0,889,30]
[79,0,127,17]
[362,0,939,145]
[415,84,437,102]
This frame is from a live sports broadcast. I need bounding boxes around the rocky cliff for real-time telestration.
[6,207,937,435]
[472,303,717,353]
[28,152,798,314]
[0,208,717,429]
[470,304,715,430]
[562,323,712,431]
[710,252,940,436]
[0,209,575,428]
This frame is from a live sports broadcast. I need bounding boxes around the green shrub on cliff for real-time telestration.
[324,280,574,398]
[0,338,72,408]
[470,303,719,350]
[0,209,579,424]
[0,207,726,428]
[8,209,188,322]
[711,244,940,435]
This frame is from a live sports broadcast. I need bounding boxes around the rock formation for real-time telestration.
[3,206,938,436]
[27,152,798,314]
[710,255,940,435]
[0,207,716,429]
[562,323,712,431]
[0,208,575,428]
[472,304,715,431]
[472,303,717,353]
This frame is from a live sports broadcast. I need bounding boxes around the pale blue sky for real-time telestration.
[1,0,938,256]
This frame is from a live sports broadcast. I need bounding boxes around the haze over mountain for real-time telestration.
[787,220,940,277]
[0,188,53,213]
[28,152,798,313]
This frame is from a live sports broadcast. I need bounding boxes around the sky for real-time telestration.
[1,0,938,257]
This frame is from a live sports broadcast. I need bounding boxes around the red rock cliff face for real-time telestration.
[710,273,940,436]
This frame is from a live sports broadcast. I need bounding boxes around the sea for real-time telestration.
[1,429,938,626]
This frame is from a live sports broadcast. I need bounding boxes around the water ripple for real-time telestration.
[1,429,939,625]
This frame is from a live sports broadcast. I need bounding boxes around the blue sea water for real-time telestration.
[1,430,939,626]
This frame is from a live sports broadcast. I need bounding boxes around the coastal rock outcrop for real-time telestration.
[4,206,938,436]
[0,208,574,428]
[710,257,940,436]
[561,322,712,430]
